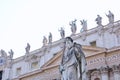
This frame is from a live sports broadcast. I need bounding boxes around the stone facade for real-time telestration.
[1,20,120,80]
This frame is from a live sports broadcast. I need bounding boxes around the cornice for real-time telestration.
[106,46,120,53]
[41,50,62,68]
[17,64,59,79]
[15,45,120,79]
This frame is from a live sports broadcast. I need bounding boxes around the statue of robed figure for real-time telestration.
[69,19,77,35]
[59,37,87,80]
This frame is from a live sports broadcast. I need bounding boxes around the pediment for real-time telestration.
[41,45,105,68]
[42,50,63,68]
[82,46,106,57]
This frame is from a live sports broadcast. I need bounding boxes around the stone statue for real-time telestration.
[60,37,87,80]
[43,36,47,46]
[8,49,14,59]
[25,43,30,54]
[48,32,52,43]
[80,20,87,32]
[69,19,77,34]
[0,49,7,57]
[95,15,102,26]
[59,27,65,39]
[106,10,114,23]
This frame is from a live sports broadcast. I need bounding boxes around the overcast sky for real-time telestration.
[0,0,120,58]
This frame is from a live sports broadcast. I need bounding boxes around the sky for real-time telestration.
[0,0,120,58]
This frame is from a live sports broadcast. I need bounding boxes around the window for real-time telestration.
[16,67,21,76]
[94,78,100,80]
[0,71,2,80]
[31,61,39,70]
[90,41,96,47]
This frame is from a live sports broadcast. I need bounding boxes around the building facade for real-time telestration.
[0,19,120,80]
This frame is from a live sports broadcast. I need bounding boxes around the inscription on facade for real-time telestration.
[87,53,120,65]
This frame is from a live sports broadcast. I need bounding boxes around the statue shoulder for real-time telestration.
[73,42,82,53]
[73,42,85,55]
[73,42,82,49]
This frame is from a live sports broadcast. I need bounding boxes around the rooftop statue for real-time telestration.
[60,37,87,80]
[80,20,87,32]
[59,27,65,39]
[69,19,77,34]
[0,49,7,57]
[25,43,30,54]
[106,10,114,23]
[95,15,102,26]
[43,36,47,46]
[48,32,52,43]
[8,49,14,59]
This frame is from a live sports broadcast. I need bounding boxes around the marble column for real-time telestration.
[100,67,109,80]
[112,65,120,80]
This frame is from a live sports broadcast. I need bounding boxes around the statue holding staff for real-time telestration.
[60,37,87,80]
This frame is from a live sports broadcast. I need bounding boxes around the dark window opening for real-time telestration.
[90,41,96,47]
[0,71,2,80]
[94,78,100,80]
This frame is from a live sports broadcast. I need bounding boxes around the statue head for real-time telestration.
[65,37,73,49]
[66,37,73,42]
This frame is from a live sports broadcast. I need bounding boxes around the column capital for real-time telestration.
[112,65,120,80]
[100,67,109,80]
[100,66,108,74]
[112,65,119,73]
